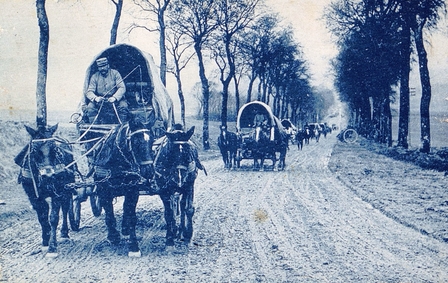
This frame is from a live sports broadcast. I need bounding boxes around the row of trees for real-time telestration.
[326,0,445,152]
[129,0,316,149]
[33,0,325,150]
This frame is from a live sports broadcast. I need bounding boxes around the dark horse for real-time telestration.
[153,125,205,247]
[90,118,155,257]
[217,125,239,169]
[14,124,78,257]
[253,125,289,171]
[295,129,305,150]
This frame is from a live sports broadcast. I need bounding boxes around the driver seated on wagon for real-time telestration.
[83,57,129,124]
[253,109,268,130]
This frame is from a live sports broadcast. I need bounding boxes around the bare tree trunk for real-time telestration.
[174,67,186,128]
[414,20,431,153]
[257,78,262,101]
[383,95,392,146]
[397,7,411,148]
[246,72,256,103]
[221,80,230,126]
[159,13,167,86]
[110,0,123,45]
[195,43,210,150]
[36,0,49,127]
[233,73,240,119]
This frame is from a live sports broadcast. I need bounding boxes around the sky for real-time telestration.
[0,0,447,120]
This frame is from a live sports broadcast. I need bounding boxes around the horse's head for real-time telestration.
[25,124,67,180]
[125,120,155,180]
[220,124,227,135]
[156,125,197,189]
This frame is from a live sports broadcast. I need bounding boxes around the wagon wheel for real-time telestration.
[89,185,102,217]
[343,128,358,143]
[69,196,81,232]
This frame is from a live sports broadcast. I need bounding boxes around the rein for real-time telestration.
[78,65,142,136]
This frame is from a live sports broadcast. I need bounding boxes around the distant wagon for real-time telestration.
[235,101,289,170]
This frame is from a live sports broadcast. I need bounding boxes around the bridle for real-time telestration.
[23,136,70,198]
[124,126,154,167]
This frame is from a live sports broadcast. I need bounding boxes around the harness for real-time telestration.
[19,136,79,198]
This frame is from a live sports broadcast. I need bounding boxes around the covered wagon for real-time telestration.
[73,43,174,135]
[235,101,289,170]
[68,44,176,222]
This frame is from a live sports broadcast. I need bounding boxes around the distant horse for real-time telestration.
[14,124,78,257]
[304,127,311,145]
[153,125,205,246]
[273,127,289,170]
[217,125,239,169]
[253,126,288,171]
[314,128,321,142]
[295,129,305,150]
[91,118,155,257]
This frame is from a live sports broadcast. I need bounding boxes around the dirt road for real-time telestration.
[1,134,448,282]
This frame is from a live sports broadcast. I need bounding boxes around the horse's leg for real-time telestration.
[220,148,228,168]
[180,186,195,244]
[23,183,51,247]
[160,193,176,246]
[272,152,278,171]
[230,150,237,169]
[35,199,51,248]
[46,197,60,257]
[224,150,229,169]
[60,193,70,239]
[220,148,225,168]
[260,155,265,172]
[279,149,286,171]
[123,190,140,257]
[253,157,259,171]
[179,193,186,240]
[99,188,120,245]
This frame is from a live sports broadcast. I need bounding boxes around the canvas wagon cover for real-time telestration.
[80,44,174,128]
[237,101,284,131]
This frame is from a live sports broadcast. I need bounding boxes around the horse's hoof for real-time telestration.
[128,251,141,258]
[41,246,49,252]
[165,245,176,253]
[45,252,58,258]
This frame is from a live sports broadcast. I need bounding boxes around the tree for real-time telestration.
[327,0,401,144]
[396,0,412,148]
[131,0,171,85]
[36,0,50,127]
[110,0,124,45]
[239,14,279,103]
[166,27,194,128]
[168,0,219,150]
[410,0,446,153]
[213,0,260,126]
